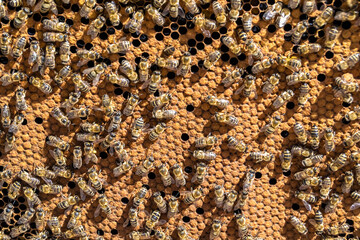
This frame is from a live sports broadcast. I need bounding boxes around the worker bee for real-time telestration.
[43,32,67,42]
[156,58,180,71]
[294,167,318,180]
[76,177,96,200]
[120,59,138,83]
[272,89,294,109]
[51,107,71,127]
[250,151,274,163]
[351,152,360,163]
[335,75,359,93]
[107,72,129,88]
[71,146,82,169]
[334,53,360,71]
[149,122,166,141]
[87,15,106,39]
[293,122,307,145]
[214,185,225,208]
[191,162,207,184]
[137,57,150,82]
[321,128,336,153]
[167,196,179,218]
[319,176,332,200]
[153,192,167,213]
[12,36,26,59]
[49,148,67,166]
[0,167,12,186]
[158,163,173,187]
[276,8,291,28]
[135,155,155,176]
[205,95,229,110]
[290,216,308,235]
[227,136,247,153]
[106,111,121,132]
[280,149,292,172]
[308,124,320,150]
[63,225,87,238]
[298,83,311,107]
[261,115,282,136]
[10,224,30,238]
[105,1,120,26]
[324,25,341,49]
[173,164,187,187]
[184,187,204,204]
[263,1,282,21]
[81,122,104,134]
[302,0,316,13]
[236,74,257,98]
[4,132,16,153]
[128,231,151,240]
[95,194,112,217]
[326,223,350,236]
[328,153,348,173]
[0,203,13,225]
[34,0,58,14]
[308,210,324,235]
[19,170,40,188]
[299,176,322,190]
[222,67,243,88]
[1,104,10,129]
[123,207,139,228]
[47,217,61,237]
[325,193,340,213]
[214,112,239,126]
[342,171,354,194]
[53,166,71,179]
[297,43,321,55]
[0,32,11,56]
[34,165,56,183]
[123,94,140,116]
[314,6,334,29]
[24,187,41,207]
[162,0,185,18]
[131,117,146,140]
[80,0,96,18]
[241,12,254,32]
[286,71,310,86]
[59,41,71,65]
[125,10,144,34]
[350,191,360,210]
[13,7,31,29]
[193,14,217,38]
[29,77,53,94]
[99,94,116,118]
[61,92,81,112]
[334,88,353,107]
[57,195,79,215]
[295,191,316,211]
[35,208,46,231]
[193,150,216,161]
[46,135,70,151]
[221,36,241,55]
[177,226,194,240]
[177,52,192,76]
[142,70,161,94]
[302,154,323,167]
[39,184,63,194]
[276,54,301,72]
[145,4,165,26]
[109,140,128,160]
[183,0,199,15]
[195,134,218,148]
[107,38,131,55]
[209,219,222,240]
[43,16,69,32]
[88,166,104,191]
[203,50,221,69]
[83,62,107,86]
[54,66,71,86]
[244,38,263,60]
[153,109,177,119]
[133,186,149,208]
[1,71,27,86]
[252,58,274,74]
[286,0,299,9]
[154,229,172,240]
[261,73,280,94]
[82,141,98,163]
[162,45,175,57]
[151,92,172,109]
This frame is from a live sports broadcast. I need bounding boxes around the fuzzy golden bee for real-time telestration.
[261,115,282,136]
[250,151,274,163]
[273,90,294,109]
[290,216,308,235]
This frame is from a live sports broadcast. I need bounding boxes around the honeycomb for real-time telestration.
[0,0,359,239]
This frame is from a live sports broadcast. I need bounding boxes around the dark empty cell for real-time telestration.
[198,60,204,68]
[221,45,229,52]
[100,152,108,159]
[210,13,216,20]
[123,91,131,99]
[286,102,295,109]
[114,88,123,95]
[99,25,107,32]
[66,19,74,26]
[87,61,94,68]
[221,53,230,62]
[35,117,43,124]
[292,45,299,53]
[0,166,3,171]
[347,235,355,239]
[97,188,105,194]
[342,21,351,30]
[196,208,204,214]
[308,27,316,34]
[143,184,150,190]
[132,39,140,47]
[13,200,19,207]
[171,23,179,30]
[160,191,166,198]
[111,229,118,235]
[246,65,253,74]
[99,32,108,40]
[0,201,3,208]
[250,0,259,6]
[197,43,205,50]
[283,170,291,176]
[27,28,36,35]
[71,4,80,12]
[80,17,90,24]
[185,12,194,20]
[1,222,8,228]
[284,33,292,41]
[97,229,104,236]
[188,39,196,47]
[186,21,195,29]
[131,32,140,38]
[151,64,159,71]
[284,24,292,32]
[259,2,267,10]
[167,72,175,79]
[135,57,141,64]
[178,17,186,25]
[106,18,113,26]
[182,216,190,222]
[333,20,342,27]
[68,181,76,189]
[189,47,197,55]
[292,203,300,210]
[191,65,199,73]
[121,197,129,204]
[40,11,49,16]
[186,105,194,112]
[238,53,247,61]
[230,58,239,65]
[301,32,308,40]
[212,32,220,39]
[308,36,317,43]
[342,102,351,107]
[317,74,326,82]
[148,172,156,179]
[63,2,71,8]
[185,166,193,173]
[325,51,334,59]
[281,130,289,138]
[179,27,188,34]
[181,133,189,141]
[219,27,227,34]
[196,34,204,42]
[333,0,342,7]
[267,0,275,3]
[243,3,251,11]
[171,32,180,40]
[201,3,211,9]
[1,17,10,24]
[76,40,85,48]
[300,14,308,21]
[14,214,20,220]
[140,34,148,42]
[96,57,104,63]
[2,196,8,203]
[267,24,276,33]
[70,46,77,53]
[204,37,212,45]
[107,28,115,35]
[316,2,324,10]
[349,227,355,232]
[85,43,93,50]
[114,23,123,30]
[342,118,351,124]
[163,28,171,36]
[154,90,160,97]
[19,204,27,210]
[255,172,262,178]
[326,0,332,3]
[0,57,8,64]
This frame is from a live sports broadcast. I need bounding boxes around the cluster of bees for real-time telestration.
[0,0,358,238]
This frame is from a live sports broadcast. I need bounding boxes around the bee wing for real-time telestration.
[122,218,130,227]
[178,7,185,18]
[92,74,101,86]
[201,27,211,38]
[83,67,96,75]
[64,205,73,216]
[302,200,312,211]
[79,189,86,201]
[41,177,53,185]
[33,0,45,12]
[350,202,360,211]
[161,3,170,16]
[4,142,16,153]
[299,184,309,191]
[94,204,101,217]
[157,219,167,226]
[140,79,151,90]
[234,84,245,95]
[248,55,254,65]
[77,59,89,67]
[191,174,198,183]
[50,3,58,15]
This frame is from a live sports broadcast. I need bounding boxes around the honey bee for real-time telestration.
[107,72,129,88]
[214,112,239,126]
[263,1,282,21]
[294,167,318,180]
[123,94,140,116]
[167,196,179,218]
[195,134,218,148]
[308,124,320,150]
[137,57,150,82]
[106,38,131,55]
[280,149,292,172]
[158,163,174,187]
[243,170,255,193]
[334,53,360,71]
[49,148,67,166]
[237,74,257,98]
[303,0,316,13]
[308,210,324,235]
[245,38,264,60]
[298,83,311,107]
[46,135,70,151]
[0,32,11,56]
[262,73,280,94]
[149,122,166,141]
[328,153,348,173]
[153,192,167,213]
[173,164,187,187]
[184,187,204,204]
[4,132,15,153]
[191,162,207,184]
[88,166,104,191]
[81,122,104,134]
[1,71,27,86]
[242,12,254,32]
[18,207,36,225]
[133,186,149,208]
[261,115,282,136]
[109,141,128,160]
[286,71,310,86]
[0,167,12,186]
[222,67,244,87]
[350,191,360,210]
[29,77,53,94]
[151,93,172,109]
[0,203,13,225]
[95,194,112,217]
[290,216,308,235]
[295,191,316,211]
[10,224,30,238]
[210,219,222,240]
[59,41,71,65]
[153,109,177,119]
[177,52,192,76]
[128,231,151,240]
[24,187,41,207]
[57,195,79,215]
[145,4,165,26]
[250,151,274,163]
[19,170,40,188]
[322,127,335,153]
[105,1,120,26]
[275,8,291,28]
[221,35,241,55]
[193,14,217,38]
[335,10,358,22]
[325,193,340,213]
[154,229,172,240]
[276,54,301,71]
[302,154,323,167]
[1,104,10,129]
[177,226,194,240]
[0,0,8,19]
[120,59,138,83]
[123,207,139,228]
[203,50,221,69]
[47,217,61,237]
[227,136,248,153]
[314,6,334,29]
[193,150,216,161]
[350,152,360,163]
[214,185,225,208]
[235,213,249,238]
[163,46,175,57]
[87,15,106,39]
[125,10,144,34]
[8,181,21,200]
[12,36,26,59]
[34,165,56,183]
[299,176,322,190]
[61,92,81,112]
[324,25,341,49]
[99,94,116,117]
[236,191,249,210]
[252,58,274,74]
[156,58,180,71]
[142,70,161,94]
[13,7,31,29]
[222,190,238,212]
[297,43,321,55]
[80,0,96,18]
[63,225,87,238]
[76,177,96,201]
[319,177,332,200]
[182,0,200,15]
[107,111,121,132]
[326,223,350,236]
[54,66,72,86]
[135,155,155,176]
[131,117,146,140]
[341,171,354,194]
[43,32,67,42]
[293,123,307,145]
[71,146,82,169]
[14,87,28,113]
[39,184,63,195]
[34,0,58,14]
[204,95,229,110]
[43,17,69,32]
[272,89,294,109]
[335,75,359,93]
[83,62,107,86]
[287,0,300,9]
[53,165,72,179]
[162,0,185,18]
[51,107,71,127]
